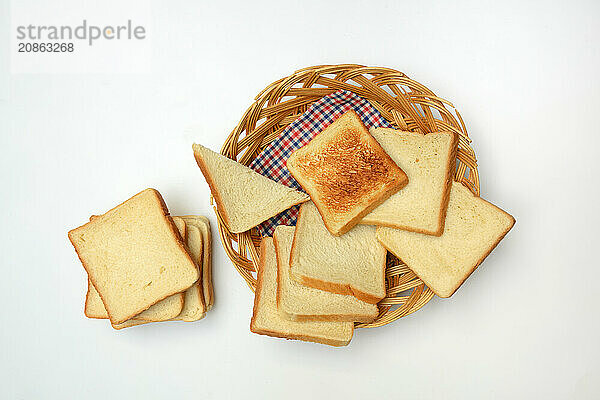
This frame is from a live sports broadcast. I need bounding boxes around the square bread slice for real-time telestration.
[250,237,353,347]
[286,110,408,236]
[84,216,190,324]
[274,225,378,322]
[180,216,213,310]
[192,144,309,233]
[361,128,458,236]
[173,223,206,321]
[290,202,387,304]
[69,188,199,324]
[376,183,515,298]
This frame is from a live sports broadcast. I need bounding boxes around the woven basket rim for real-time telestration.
[213,64,479,328]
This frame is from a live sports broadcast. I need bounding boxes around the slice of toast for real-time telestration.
[84,217,190,324]
[69,188,199,324]
[250,237,353,347]
[361,128,458,236]
[274,225,378,322]
[180,216,213,310]
[286,110,408,235]
[289,202,387,304]
[192,144,309,233]
[173,223,206,321]
[376,183,515,298]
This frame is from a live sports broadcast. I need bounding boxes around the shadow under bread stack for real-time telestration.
[68,188,213,329]
[193,109,514,347]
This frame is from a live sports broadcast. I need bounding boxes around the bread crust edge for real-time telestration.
[180,216,213,309]
[192,146,234,231]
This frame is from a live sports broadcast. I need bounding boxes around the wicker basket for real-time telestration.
[215,64,479,328]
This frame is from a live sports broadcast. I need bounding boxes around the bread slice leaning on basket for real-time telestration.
[377,182,515,298]
[250,237,353,347]
[192,143,309,233]
[289,202,387,304]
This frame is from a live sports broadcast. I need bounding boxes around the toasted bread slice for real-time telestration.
[192,144,309,233]
[84,216,189,324]
[173,223,206,321]
[361,129,458,236]
[286,110,408,235]
[69,188,199,324]
[250,237,353,347]
[180,216,213,310]
[274,225,378,322]
[290,202,386,304]
[377,183,515,298]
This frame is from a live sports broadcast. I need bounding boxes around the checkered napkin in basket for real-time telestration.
[249,90,392,237]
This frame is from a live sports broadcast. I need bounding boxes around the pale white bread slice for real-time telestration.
[274,226,378,322]
[192,144,309,233]
[84,282,110,319]
[286,110,408,236]
[290,202,387,304]
[171,217,187,240]
[361,128,458,236]
[111,319,149,330]
[180,216,213,310]
[85,283,183,322]
[376,183,515,298]
[69,188,199,324]
[173,224,206,321]
[84,217,189,323]
[250,237,353,347]
[136,215,187,321]
[134,293,184,321]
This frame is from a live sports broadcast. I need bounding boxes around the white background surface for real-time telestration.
[1,0,599,399]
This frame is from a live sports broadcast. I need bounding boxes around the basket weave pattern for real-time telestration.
[216,64,479,328]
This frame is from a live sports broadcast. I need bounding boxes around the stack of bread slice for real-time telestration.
[68,188,213,329]
[194,110,514,346]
